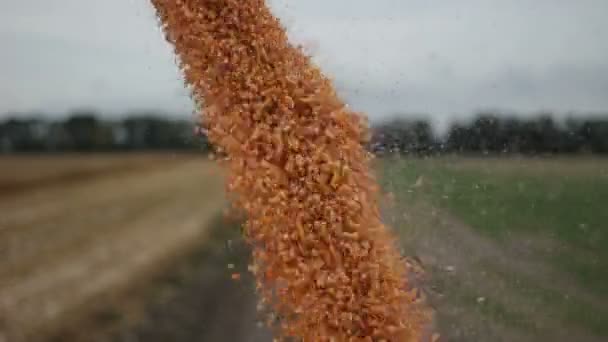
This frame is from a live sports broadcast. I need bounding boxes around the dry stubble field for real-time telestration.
[0,153,232,341]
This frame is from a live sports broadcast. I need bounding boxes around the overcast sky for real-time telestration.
[1,0,607,124]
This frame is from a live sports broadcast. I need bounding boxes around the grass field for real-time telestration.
[381,156,608,341]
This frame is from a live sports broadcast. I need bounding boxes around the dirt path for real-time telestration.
[49,215,272,342]
[388,198,606,342]
[109,217,272,342]
[0,158,225,342]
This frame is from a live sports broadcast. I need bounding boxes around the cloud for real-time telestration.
[1,0,607,120]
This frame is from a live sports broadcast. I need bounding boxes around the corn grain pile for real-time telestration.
[151,0,430,340]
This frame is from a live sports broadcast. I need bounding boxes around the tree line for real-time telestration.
[2,110,607,155]
[371,114,608,155]
[0,110,209,153]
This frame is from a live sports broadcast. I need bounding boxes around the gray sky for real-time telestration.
[1,0,607,123]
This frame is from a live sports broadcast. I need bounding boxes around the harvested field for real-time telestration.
[3,154,606,341]
[49,214,272,342]
[0,153,179,197]
[0,154,226,342]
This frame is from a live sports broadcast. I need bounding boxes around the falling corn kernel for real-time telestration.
[150,0,431,340]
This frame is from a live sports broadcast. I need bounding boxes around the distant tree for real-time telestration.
[579,120,608,153]
[370,116,438,156]
[64,111,111,151]
[446,123,471,153]
[385,114,608,156]
[2,110,606,155]
[122,114,203,150]
[469,114,501,153]
[501,117,522,153]
[0,118,47,152]
[536,115,561,153]
[44,121,70,151]
[411,121,434,154]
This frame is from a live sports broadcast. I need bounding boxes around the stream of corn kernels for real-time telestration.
[151,0,430,340]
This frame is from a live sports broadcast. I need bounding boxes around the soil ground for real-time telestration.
[50,214,272,342]
[0,154,228,342]
[4,154,605,341]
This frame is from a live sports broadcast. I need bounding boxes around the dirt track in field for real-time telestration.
[86,215,272,342]
[0,155,231,342]
[46,212,272,342]
[388,198,606,342]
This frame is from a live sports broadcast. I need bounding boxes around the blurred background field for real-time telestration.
[0,154,231,341]
[382,157,608,341]
[1,152,607,342]
[1,108,608,342]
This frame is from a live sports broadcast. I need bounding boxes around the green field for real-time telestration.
[381,157,608,341]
